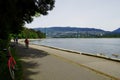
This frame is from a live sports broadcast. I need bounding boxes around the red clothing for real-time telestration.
[25,39,29,44]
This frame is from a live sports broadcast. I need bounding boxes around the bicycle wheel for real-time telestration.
[9,65,15,80]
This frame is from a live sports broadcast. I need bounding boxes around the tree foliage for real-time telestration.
[17,28,46,39]
[0,0,55,48]
[0,0,55,38]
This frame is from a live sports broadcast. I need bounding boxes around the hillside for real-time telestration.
[34,27,105,32]
[113,28,120,33]
[33,27,108,38]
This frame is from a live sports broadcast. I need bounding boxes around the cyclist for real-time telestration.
[24,38,29,49]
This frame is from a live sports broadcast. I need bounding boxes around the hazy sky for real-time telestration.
[25,0,120,31]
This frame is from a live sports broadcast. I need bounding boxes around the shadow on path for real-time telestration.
[16,44,49,80]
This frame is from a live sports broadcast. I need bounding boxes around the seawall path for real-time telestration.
[17,40,120,80]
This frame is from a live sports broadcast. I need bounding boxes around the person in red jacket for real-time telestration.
[24,38,29,48]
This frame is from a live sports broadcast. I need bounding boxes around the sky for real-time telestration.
[25,0,120,31]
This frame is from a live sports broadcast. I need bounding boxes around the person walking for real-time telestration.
[24,38,29,49]
[15,37,18,44]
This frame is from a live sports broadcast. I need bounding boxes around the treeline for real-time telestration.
[53,33,120,38]
[101,32,120,38]
[12,28,46,39]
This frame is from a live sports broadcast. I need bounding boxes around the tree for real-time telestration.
[0,0,55,48]
[17,28,46,38]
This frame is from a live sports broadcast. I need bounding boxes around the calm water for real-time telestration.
[31,38,120,59]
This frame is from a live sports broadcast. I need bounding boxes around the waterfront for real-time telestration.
[31,38,120,59]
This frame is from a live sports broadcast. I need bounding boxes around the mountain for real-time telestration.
[33,27,108,38]
[34,27,105,32]
[112,28,120,33]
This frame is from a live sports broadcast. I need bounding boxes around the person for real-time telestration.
[24,38,29,48]
[15,37,18,44]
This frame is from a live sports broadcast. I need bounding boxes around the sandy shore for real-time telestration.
[17,40,120,80]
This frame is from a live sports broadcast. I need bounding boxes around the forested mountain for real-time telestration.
[33,27,107,38]
[33,27,120,38]
[34,27,105,32]
[113,28,120,33]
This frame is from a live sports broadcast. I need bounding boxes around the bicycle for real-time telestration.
[3,45,17,80]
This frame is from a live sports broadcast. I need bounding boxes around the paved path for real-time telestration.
[17,43,120,80]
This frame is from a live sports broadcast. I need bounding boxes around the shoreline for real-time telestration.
[19,39,120,62]
[35,44,120,62]
[28,39,120,62]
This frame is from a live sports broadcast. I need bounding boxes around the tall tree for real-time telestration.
[0,0,55,48]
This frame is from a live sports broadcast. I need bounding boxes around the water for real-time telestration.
[31,38,120,59]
